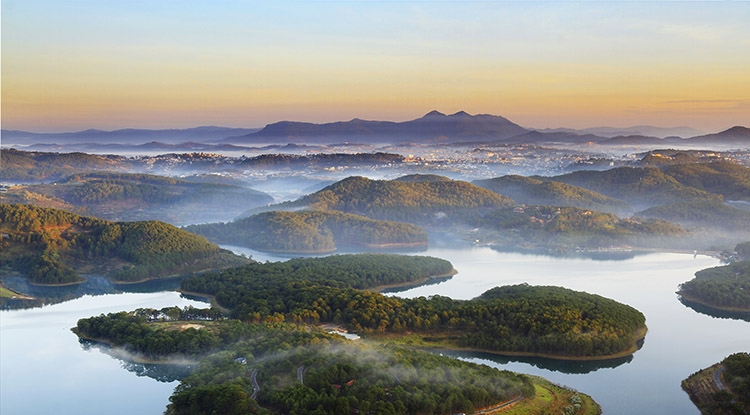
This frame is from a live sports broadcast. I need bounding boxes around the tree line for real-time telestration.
[185,210,428,253]
[0,204,248,284]
[181,254,645,358]
[678,260,750,311]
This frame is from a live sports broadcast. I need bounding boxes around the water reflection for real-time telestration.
[489,245,647,261]
[1,275,195,310]
[679,298,750,322]
[436,349,634,374]
[79,339,194,383]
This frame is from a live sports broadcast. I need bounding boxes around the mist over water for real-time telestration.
[1,232,747,414]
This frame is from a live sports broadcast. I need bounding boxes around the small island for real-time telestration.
[180,254,646,360]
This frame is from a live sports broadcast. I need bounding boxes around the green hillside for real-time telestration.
[474,175,631,214]
[74,314,542,415]
[0,204,249,284]
[662,161,750,202]
[551,167,721,210]
[0,148,132,182]
[249,175,516,224]
[469,205,687,251]
[185,210,428,253]
[182,256,646,359]
[2,172,273,225]
[678,260,750,312]
[638,200,750,233]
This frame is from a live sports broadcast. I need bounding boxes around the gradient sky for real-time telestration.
[2,1,749,133]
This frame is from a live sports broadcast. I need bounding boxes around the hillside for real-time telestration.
[468,205,687,251]
[73,314,546,415]
[678,260,750,312]
[2,172,274,225]
[182,257,647,359]
[637,200,750,235]
[661,161,750,202]
[0,204,249,285]
[249,175,516,224]
[0,148,133,183]
[550,166,722,211]
[682,353,750,415]
[185,210,428,253]
[474,175,632,215]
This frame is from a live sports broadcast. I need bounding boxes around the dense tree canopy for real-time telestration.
[181,255,645,358]
[75,313,536,415]
[250,175,515,224]
[468,205,687,250]
[0,204,249,284]
[551,166,722,210]
[474,175,631,215]
[678,260,750,311]
[662,161,750,202]
[185,210,428,253]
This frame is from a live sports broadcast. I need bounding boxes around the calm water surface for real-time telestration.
[0,292,204,415]
[2,247,748,415]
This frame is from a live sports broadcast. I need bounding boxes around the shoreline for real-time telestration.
[235,241,429,255]
[385,326,648,362]
[373,269,458,292]
[677,292,750,313]
[73,330,200,365]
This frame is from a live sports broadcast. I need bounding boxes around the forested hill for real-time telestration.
[549,166,721,211]
[185,210,428,253]
[678,259,750,312]
[1,148,133,182]
[0,204,249,284]
[468,205,687,251]
[182,255,646,359]
[247,175,515,224]
[3,172,274,225]
[474,175,631,215]
[73,314,543,415]
[660,161,750,202]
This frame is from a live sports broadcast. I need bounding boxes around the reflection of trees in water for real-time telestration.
[490,246,646,262]
[679,298,750,322]
[436,349,635,374]
[120,361,193,383]
[1,275,200,310]
[79,339,193,383]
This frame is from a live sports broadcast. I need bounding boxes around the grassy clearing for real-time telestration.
[0,283,33,299]
[503,376,601,415]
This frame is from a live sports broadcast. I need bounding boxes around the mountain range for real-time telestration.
[2,111,748,148]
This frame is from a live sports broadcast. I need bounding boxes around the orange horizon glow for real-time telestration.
[2,1,749,134]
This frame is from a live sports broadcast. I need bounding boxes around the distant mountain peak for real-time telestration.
[451,110,471,118]
[422,110,447,118]
[721,126,750,135]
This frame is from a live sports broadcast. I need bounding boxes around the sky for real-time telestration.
[2,1,749,133]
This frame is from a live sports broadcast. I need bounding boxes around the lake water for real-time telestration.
[2,246,748,415]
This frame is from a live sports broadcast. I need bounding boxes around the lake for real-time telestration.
[1,246,748,415]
